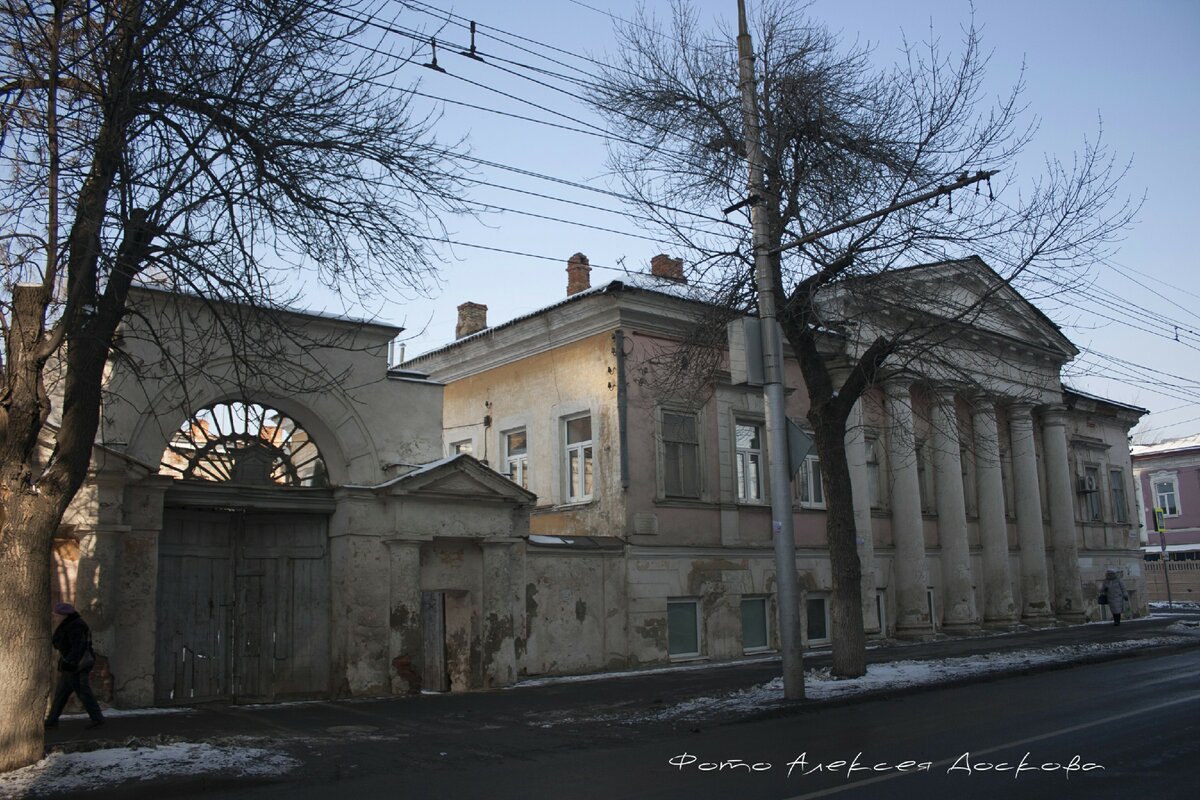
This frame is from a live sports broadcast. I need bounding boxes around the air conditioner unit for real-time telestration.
[1077,474,1098,493]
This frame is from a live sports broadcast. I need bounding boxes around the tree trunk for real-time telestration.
[0,489,60,772]
[813,411,867,677]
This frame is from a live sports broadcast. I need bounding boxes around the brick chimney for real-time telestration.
[566,252,591,296]
[650,253,686,283]
[456,302,488,339]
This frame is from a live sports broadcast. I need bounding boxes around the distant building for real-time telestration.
[1133,435,1200,556]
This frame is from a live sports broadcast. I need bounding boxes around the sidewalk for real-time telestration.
[9,610,1200,798]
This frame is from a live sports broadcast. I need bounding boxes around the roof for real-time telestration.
[1063,386,1150,415]
[129,283,402,337]
[1132,434,1200,457]
[403,279,713,365]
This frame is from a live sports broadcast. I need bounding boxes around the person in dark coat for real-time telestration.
[44,602,105,729]
[1101,569,1130,626]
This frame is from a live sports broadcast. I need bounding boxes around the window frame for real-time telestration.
[805,594,831,646]
[740,596,771,654]
[734,419,765,503]
[865,435,884,510]
[796,453,825,509]
[1083,464,1103,522]
[503,427,529,490]
[1109,467,1129,523]
[667,598,702,659]
[562,413,594,503]
[450,439,473,457]
[1151,472,1181,517]
[659,408,702,500]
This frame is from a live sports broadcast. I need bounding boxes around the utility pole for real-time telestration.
[735,0,804,699]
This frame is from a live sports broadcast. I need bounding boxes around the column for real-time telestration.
[1008,404,1053,623]
[846,399,880,635]
[970,398,1017,625]
[885,381,931,636]
[1041,405,1085,622]
[481,539,520,688]
[383,538,424,695]
[930,389,979,632]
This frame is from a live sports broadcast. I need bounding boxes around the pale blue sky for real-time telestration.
[328,1,1199,442]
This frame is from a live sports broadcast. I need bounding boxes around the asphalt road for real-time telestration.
[210,646,1199,800]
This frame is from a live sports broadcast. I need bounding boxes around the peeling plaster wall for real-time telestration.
[520,551,625,676]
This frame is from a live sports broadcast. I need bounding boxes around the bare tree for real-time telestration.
[0,0,467,770]
[590,0,1136,677]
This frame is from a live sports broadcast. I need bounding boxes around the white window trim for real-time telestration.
[667,598,702,659]
[797,452,825,509]
[502,427,529,489]
[734,417,766,504]
[562,412,594,504]
[1149,471,1181,517]
[657,406,704,501]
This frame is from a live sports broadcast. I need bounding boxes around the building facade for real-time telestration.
[57,287,534,708]
[405,254,1147,674]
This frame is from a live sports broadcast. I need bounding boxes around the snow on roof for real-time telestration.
[1132,433,1200,456]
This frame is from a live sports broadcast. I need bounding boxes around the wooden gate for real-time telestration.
[156,509,331,704]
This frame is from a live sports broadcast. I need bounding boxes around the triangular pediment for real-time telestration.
[824,256,1078,361]
[376,454,536,504]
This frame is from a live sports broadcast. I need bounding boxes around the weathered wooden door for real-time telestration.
[156,509,330,704]
[421,591,449,692]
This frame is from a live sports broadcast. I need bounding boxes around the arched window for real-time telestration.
[159,401,328,487]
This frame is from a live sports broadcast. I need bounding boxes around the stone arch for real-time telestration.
[123,370,370,488]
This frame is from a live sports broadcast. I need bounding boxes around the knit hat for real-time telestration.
[53,602,76,615]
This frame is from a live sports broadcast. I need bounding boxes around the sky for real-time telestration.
[313,0,1200,443]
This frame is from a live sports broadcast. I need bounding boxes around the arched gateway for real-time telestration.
[154,402,333,704]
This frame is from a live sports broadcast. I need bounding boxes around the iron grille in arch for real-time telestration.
[159,401,328,487]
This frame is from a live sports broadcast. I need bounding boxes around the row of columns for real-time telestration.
[855,382,1084,637]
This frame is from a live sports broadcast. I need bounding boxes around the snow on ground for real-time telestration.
[534,635,1192,728]
[0,742,298,799]
[58,706,195,720]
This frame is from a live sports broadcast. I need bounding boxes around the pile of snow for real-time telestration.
[0,742,298,798]
[638,637,1186,723]
[534,636,1190,728]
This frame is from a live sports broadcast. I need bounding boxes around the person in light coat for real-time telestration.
[1101,569,1129,626]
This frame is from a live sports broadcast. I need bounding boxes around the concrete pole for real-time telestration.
[736,0,803,699]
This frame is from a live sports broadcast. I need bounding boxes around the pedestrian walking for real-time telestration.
[44,602,105,729]
[1099,569,1129,626]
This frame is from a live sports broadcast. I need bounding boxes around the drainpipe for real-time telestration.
[615,329,630,490]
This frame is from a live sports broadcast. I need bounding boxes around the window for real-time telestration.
[797,454,824,508]
[1084,465,1103,522]
[999,447,1015,518]
[662,411,700,498]
[504,429,528,489]
[927,587,938,631]
[915,441,932,513]
[667,599,700,658]
[960,447,977,516]
[865,437,883,509]
[451,440,473,456]
[741,597,770,652]
[1109,468,1129,523]
[563,415,593,502]
[806,596,830,644]
[1153,474,1180,516]
[735,422,763,502]
[876,591,887,636]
